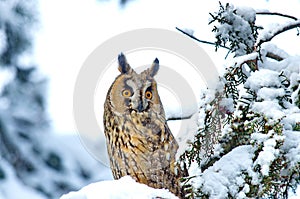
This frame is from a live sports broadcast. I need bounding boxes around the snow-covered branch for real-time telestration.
[232,52,258,68]
[256,20,300,47]
[176,27,287,62]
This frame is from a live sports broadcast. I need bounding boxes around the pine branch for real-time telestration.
[256,11,298,21]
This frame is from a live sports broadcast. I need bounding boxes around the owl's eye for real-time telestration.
[145,91,152,99]
[122,89,132,97]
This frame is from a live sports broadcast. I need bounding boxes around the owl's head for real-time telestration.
[106,53,163,115]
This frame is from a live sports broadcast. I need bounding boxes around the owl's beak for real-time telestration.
[137,101,145,112]
[131,97,148,113]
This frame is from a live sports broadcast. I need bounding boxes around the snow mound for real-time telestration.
[60,176,178,199]
[190,145,255,199]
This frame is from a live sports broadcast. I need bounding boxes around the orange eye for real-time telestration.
[145,91,152,99]
[122,89,131,97]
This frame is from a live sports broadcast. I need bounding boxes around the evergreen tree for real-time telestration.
[180,3,300,198]
[0,1,106,198]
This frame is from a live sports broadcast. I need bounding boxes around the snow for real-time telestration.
[243,67,299,119]
[283,130,300,167]
[189,146,255,198]
[257,87,285,100]
[290,188,300,199]
[257,19,300,45]
[261,43,289,60]
[252,100,285,120]
[60,176,178,199]
[182,28,194,36]
[219,97,234,114]
[211,4,257,56]
[254,134,282,175]
[231,52,258,68]
[282,56,300,73]
[245,69,282,91]
[235,6,256,23]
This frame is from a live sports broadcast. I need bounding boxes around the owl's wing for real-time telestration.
[164,122,179,152]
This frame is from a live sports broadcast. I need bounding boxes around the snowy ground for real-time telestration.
[60,176,179,199]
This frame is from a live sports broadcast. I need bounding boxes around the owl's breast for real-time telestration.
[129,110,164,135]
[103,106,181,195]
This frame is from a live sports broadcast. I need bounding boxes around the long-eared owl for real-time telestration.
[103,53,183,197]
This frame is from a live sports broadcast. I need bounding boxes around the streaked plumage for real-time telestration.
[103,53,183,197]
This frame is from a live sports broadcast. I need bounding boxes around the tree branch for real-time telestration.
[256,11,298,21]
[175,27,230,50]
[266,52,284,61]
[176,23,287,62]
[167,113,194,121]
[256,20,300,47]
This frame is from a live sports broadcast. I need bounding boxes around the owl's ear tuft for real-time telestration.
[149,58,159,77]
[118,53,132,74]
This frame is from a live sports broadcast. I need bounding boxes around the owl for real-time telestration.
[103,53,184,198]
